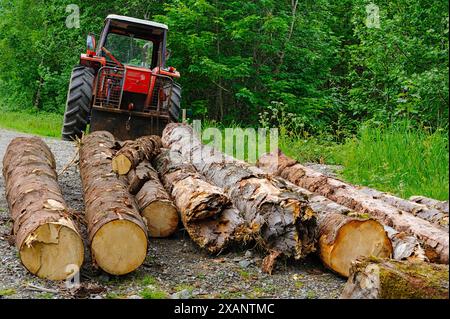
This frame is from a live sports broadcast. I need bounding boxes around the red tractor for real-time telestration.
[62,15,181,141]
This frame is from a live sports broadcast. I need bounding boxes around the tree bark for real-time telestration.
[79,131,148,275]
[161,124,318,274]
[267,176,393,277]
[2,137,84,280]
[133,161,179,238]
[112,135,162,175]
[409,196,449,215]
[257,150,449,264]
[341,257,449,299]
[153,148,248,253]
[359,187,448,230]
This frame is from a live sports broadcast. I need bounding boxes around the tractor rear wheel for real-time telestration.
[61,65,95,141]
[169,83,182,122]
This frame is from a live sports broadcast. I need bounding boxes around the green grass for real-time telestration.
[201,120,448,201]
[139,286,168,299]
[0,288,16,297]
[0,111,63,137]
[333,123,449,200]
[140,275,157,286]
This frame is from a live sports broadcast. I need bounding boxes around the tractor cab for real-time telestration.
[62,15,181,141]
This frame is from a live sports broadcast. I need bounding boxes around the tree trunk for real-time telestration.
[2,137,84,280]
[257,150,449,264]
[153,148,248,253]
[79,131,148,275]
[133,161,179,238]
[268,174,427,263]
[268,176,393,277]
[409,196,449,215]
[112,135,162,175]
[359,187,448,230]
[161,124,318,274]
[341,257,449,299]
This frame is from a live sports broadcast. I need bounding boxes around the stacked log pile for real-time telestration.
[161,123,393,276]
[257,150,449,264]
[2,126,448,298]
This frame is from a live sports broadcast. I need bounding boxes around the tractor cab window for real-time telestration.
[104,33,157,68]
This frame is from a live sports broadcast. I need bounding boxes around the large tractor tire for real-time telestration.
[62,65,95,141]
[169,82,182,122]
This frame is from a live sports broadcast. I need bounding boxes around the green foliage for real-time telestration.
[0,0,447,134]
[335,122,449,200]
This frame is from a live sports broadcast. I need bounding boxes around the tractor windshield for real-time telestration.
[104,33,155,68]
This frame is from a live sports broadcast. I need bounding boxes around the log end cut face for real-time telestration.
[20,223,84,281]
[112,154,133,175]
[143,201,179,238]
[91,220,148,275]
[320,220,393,277]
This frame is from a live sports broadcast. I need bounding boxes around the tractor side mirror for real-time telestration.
[86,34,96,55]
[165,49,172,61]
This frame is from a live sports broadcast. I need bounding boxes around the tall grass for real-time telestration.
[0,111,63,137]
[335,123,449,200]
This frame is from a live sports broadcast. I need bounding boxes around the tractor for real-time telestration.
[61,14,181,141]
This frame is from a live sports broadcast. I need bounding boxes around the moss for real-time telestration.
[360,257,449,299]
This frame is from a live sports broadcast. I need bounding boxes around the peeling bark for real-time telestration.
[257,150,449,264]
[2,137,84,280]
[359,187,448,230]
[162,124,318,274]
[409,196,449,215]
[112,135,162,175]
[265,176,392,277]
[341,257,449,299]
[79,131,148,275]
[154,149,247,253]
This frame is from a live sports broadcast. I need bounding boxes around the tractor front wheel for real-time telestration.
[61,65,95,141]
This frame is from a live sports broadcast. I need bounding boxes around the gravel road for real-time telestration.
[0,128,345,299]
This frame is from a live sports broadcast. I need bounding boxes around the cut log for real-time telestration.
[162,124,318,274]
[341,257,449,299]
[267,177,393,277]
[153,149,248,253]
[409,196,449,215]
[79,131,148,275]
[257,150,449,264]
[134,161,179,238]
[127,161,155,195]
[2,137,84,280]
[112,135,161,175]
[268,175,426,263]
[359,187,448,230]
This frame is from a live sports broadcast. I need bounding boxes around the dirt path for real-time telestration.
[0,128,345,299]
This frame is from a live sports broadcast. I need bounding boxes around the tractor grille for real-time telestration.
[94,67,124,109]
[146,77,174,112]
